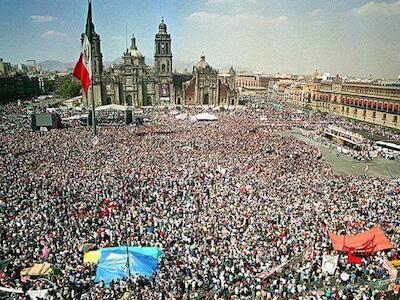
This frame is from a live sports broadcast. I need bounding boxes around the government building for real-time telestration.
[84,19,237,107]
[285,71,400,130]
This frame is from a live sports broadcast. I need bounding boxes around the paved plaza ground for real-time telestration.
[284,130,400,178]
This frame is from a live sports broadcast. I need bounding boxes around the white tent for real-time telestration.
[134,108,144,114]
[95,104,127,111]
[376,141,400,151]
[62,114,88,121]
[191,113,218,121]
[175,113,188,120]
[62,95,82,104]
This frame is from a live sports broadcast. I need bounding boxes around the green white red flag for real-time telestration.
[73,0,93,92]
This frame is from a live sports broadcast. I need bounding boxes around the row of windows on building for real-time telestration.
[236,80,259,88]
[340,106,398,123]
[318,102,398,123]
[342,87,400,97]
[313,94,399,113]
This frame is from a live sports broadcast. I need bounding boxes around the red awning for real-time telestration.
[329,225,394,254]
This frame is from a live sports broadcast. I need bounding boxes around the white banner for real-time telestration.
[27,289,50,300]
[0,286,24,294]
[322,254,339,275]
[383,257,398,282]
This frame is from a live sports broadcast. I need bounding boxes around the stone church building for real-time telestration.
[83,19,237,107]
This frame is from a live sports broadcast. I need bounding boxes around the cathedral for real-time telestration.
[84,19,237,107]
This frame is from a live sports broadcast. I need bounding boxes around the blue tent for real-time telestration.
[95,246,163,285]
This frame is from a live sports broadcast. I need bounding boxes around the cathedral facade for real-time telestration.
[84,19,237,107]
[182,56,237,106]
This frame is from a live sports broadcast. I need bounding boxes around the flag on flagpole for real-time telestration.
[73,0,93,92]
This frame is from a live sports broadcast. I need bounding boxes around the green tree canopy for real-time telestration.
[57,76,81,99]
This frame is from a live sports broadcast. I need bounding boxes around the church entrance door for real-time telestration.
[104,97,112,105]
[203,94,209,105]
[126,95,132,106]
[144,96,152,106]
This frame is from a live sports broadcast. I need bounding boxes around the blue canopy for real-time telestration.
[95,246,163,285]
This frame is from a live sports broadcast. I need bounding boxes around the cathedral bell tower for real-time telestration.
[81,24,103,106]
[154,18,173,102]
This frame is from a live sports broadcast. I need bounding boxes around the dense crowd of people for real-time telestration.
[0,98,399,299]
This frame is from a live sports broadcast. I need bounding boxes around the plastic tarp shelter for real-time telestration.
[191,113,218,121]
[91,247,163,285]
[84,250,101,264]
[329,225,394,254]
[391,260,400,267]
[20,263,52,277]
[376,141,400,151]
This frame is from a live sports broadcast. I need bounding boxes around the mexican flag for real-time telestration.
[72,0,93,92]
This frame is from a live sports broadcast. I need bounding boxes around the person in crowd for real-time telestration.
[0,97,399,299]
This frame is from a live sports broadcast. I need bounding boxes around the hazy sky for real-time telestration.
[1,0,400,78]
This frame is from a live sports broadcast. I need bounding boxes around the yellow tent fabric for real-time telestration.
[83,250,101,264]
[20,263,52,276]
[391,259,400,267]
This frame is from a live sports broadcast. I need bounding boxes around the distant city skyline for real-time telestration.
[1,0,400,78]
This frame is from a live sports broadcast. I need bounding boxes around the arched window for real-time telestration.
[162,64,166,73]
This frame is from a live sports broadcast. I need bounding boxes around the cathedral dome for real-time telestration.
[129,48,143,58]
[195,56,209,70]
[158,18,167,33]
[128,34,144,58]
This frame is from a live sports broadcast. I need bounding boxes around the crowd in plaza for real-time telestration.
[0,98,399,299]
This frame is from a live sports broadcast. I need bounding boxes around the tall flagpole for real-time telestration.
[89,0,97,137]
[126,245,131,277]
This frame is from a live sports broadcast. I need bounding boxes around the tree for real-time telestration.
[57,76,81,99]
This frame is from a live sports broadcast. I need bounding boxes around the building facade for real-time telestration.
[182,56,237,106]
[0,74,40,104]
[313,80,400,129]
[83,19,173,107]
[82,19,237,107]
[0,58,13,75]
[289,73,400,129]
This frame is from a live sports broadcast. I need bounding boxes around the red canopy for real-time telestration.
[329,225,394,254]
